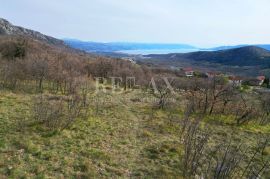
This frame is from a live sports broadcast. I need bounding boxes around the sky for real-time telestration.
[0,0,270,47]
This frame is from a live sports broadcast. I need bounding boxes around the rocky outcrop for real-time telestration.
[0,18,64,46]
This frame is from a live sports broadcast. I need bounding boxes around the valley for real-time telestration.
[0,18,270,178]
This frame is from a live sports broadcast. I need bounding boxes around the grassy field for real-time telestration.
[0,90,270,178]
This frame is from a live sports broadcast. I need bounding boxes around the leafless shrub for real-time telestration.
[179,114,270,178]
[206,138,269,179]
[258,93,270,125]
[233,94,257,126]
[202,142,246,178]
[32,94,84,130]
[148,76,176,109]
[180,102,195,138]
[180,113,209,177]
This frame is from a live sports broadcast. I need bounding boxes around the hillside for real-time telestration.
[211,44,270,51]
[147,46,270,66]
[182,46,270,66]
[1,88,270,178]
[0,18,64,46]
[0,18,270,178]
[135,46,270,76]
[139,46,270,77]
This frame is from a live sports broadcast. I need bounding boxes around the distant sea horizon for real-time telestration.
[118,48,201,55]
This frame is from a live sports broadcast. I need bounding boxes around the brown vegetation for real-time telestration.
[1,35,270,178]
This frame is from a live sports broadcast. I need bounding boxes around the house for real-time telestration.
[183,67,194,77]
[257,76,266,86]
[228,76,243,86]
[242,76,265,87]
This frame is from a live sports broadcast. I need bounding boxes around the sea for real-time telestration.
[118,49,201,55]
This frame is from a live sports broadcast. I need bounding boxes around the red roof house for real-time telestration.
[183,67,194,77]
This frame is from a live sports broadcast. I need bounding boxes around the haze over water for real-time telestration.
[118,48,200,55]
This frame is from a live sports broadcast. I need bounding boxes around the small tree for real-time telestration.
[149,77,175,109]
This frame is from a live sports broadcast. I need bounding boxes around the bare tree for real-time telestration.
[258,92,270,125]
[149,76,175,109]
[179,118,270,179]
[234,94,256,126]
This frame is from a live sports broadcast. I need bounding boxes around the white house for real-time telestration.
[183,68,194,77]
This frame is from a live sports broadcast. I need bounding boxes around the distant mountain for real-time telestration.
[65,39,270,55]
[210,45,247,51]
[210,44,270,51]
[258,45,270,51]
[64,39,197,53]
[0,18,64,46]
[146,46,270,67]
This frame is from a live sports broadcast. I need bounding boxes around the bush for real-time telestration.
[0,38,27,59]
[33,95,84,130]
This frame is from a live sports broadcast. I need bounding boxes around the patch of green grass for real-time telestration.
[204,114,235,125]
[239,123,270,133]
[204,114,270,134]
[0,90,269,178]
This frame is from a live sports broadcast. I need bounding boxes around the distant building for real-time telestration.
[206,72,223,78]
[170,66,179,71]
[121,57,136,64]
[242,76,265,87]
[183,67,194,77]
[257,76,266,86]
[228,76,243,86]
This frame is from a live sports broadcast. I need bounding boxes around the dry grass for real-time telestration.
[0,90,269,178]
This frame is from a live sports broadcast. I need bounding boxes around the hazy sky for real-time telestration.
[1,0,270,47]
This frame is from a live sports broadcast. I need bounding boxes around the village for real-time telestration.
[120,56,270,91]
[120,55,270,91]
[182,67,270,91]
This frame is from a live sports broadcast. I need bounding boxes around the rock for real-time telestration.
[0,18,64,46]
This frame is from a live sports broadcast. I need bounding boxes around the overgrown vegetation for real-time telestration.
[0,36,270,178]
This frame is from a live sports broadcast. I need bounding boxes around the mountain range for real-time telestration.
[64,39,270,53]
[210,44,270,51]
[64,39,197,53]
[146,46,270,67]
